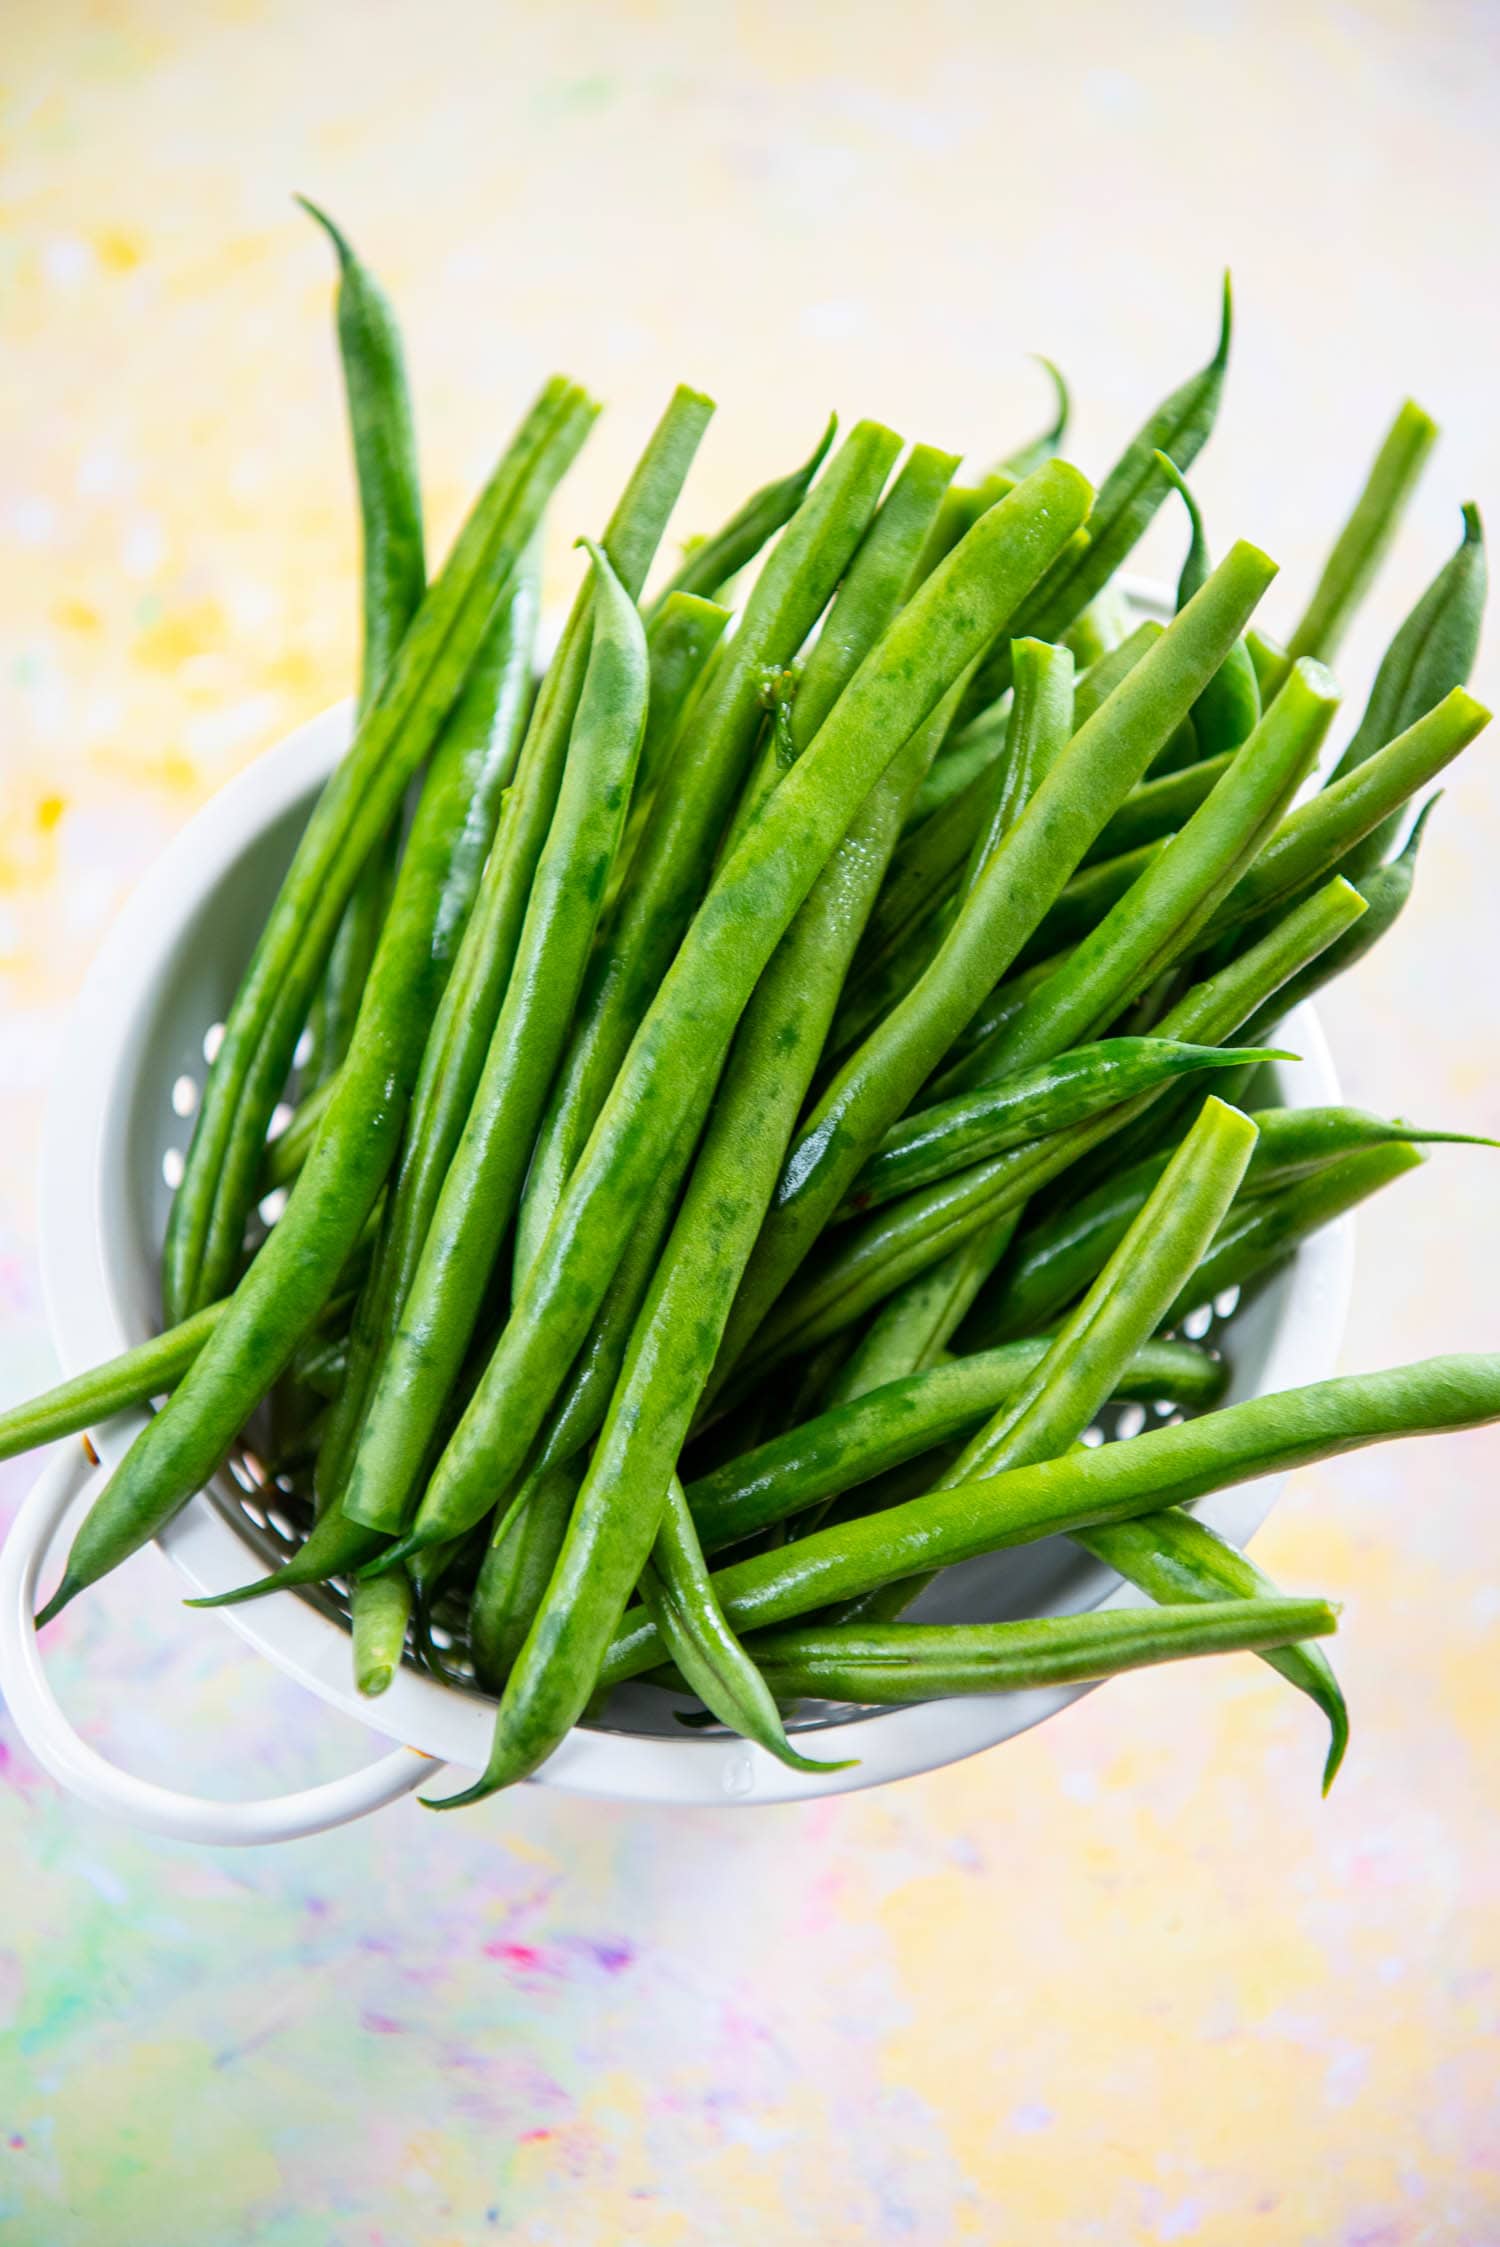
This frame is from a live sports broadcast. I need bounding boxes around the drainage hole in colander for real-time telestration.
[171,1073,199,1117]
[161,1147,185,1189]
[202,1021,225,1064]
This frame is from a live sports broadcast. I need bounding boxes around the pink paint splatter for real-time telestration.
[518,2127,553,2145]
[360,2011,406,2035]
[483,1940,558,1975]
[8,2136,24,2151]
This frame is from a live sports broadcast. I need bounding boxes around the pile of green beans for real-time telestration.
[14,216,1496,1814]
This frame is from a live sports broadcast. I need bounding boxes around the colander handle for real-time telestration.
[0,1443,441,1845]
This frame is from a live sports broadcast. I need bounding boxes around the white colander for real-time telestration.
[0,685,1353,1845]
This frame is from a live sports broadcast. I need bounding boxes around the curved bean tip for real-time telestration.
[1213,270,1234,370]
[1460,500,1484,547]
[292,192,352,267]
[1399,791,1442,862]
[33,1571,81,1630]
[1030,354,1071,445]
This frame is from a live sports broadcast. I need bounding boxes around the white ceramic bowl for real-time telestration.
[0,694,1352,1841]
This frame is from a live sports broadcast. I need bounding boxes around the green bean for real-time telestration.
[715,445,964,872]
[841,1039,1281,1218]
[161,376,596,1324]
[958,276,1232,723]
[313,388,711,1519]
[1072,1511,1348,1791]
[1160,1142,1426,1330]
[741,883,1368,1371]
[714,541,1278,1387]
[598,1354,1500,1682]
[899,707,1010,833]
[1268,399,1439,693]
[1245,628,1288,703]
[600,587,730,919]
[351,1568,412,1697]
[469,1460,583,1692]
[341,541,649,1535]
[834,638,1072,1061]
[397,461,1098,1794]
[1072,621,1163,728]
[1005,842,1170,976]
[975,659,1339,1085]
[907,473,1017,592]
[1061,586,1132,670]
[822,1211,1026,1403]
[634,1479,854,1775]
[686,1336,1225,1554]
[1204,687,1489,935]
[1158,453,1261,763]
[36,394,597,1626]
[847,1095,1258,1621]
[1333,503,1486,876]
[296,202,429,1094]
[647,412,837,613]
[0,1302,221,1464]
[1230,793,1438,1051]
[995,356,1071,479]
[512,422,904,1284]
[965,1102,1484,1349]
[745,1598,1336,1704]
[1080,750,1232,869]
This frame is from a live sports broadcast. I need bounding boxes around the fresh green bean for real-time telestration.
[598,1354,1500,1682]
[469,1460,583,1692]
[841,1039,1281,1218]
[1072,621,1163,728]
[351,1568,412,1697]
[739,883,1369,1372]
[1245,628,1288,702]
[958,276,1232,722]
[899,708,1011,834]
[974,659,1339,1085]
[1159,1142,1426,1330]
[647,412,836,613]
[714,541,1278,1388]
[744,1599,1336,1704]
[512,422,904,1284]
[602,589,731,914]
[296,202,429,1094]
[822,1211,1026,1403]
[1204,687,1488,935]
[162,377,596,1324]
[845,1096,1258,1622]
[1081,751,1233,869]
[0,1303,221,1463]
[396,461,1098,1796]
[964,1102,1483,1349]
[635,1479,854,1774]
[1072,1511,1348,1791]
[906,474,1017,592]
[37,391,597,1625]
[1269,399,1438,692]
[1333,504,1486,875]
[313,389,712,1519]
[341,540,649,1535]
[1159,453,1261,762]
[686,1336,1225,1554]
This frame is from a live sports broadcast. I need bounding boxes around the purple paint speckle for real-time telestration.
[360,2011,405,2036]
[1010,2102,1054,2134]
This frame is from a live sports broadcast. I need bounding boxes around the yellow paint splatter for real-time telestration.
[53,598,101,633]
[94,228,143,272]
[133,600,226,672]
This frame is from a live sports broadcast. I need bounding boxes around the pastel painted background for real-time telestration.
[4,3,1500,2241]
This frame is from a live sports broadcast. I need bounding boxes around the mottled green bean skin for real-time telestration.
[38,390,597,1624]
[963,1104,1467,1350]
[340,541,649,1535]
[1160,452,1261,763]
[1158,1142,1425,1329]
[469,1461,582,1693]
[648,412,836,612]
[405,460,1098,1788]
[162,377,595,1323]
[297,202,428,1094]
[1207,688,1488,935]
[685,1337,1225,1553]
[314,389,712,1520]
[718,541,1278,1384]
[959,277,1233,722]
[1277,399,1438,683]
[1073,1511,1348,1790]
[0,1302,221,1463]
[746,1599,1336,1704]
[514,423,903,1282]
[627,1480,851,1779]
[351,1568,412,1698]
[599,1355,1500,1681]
